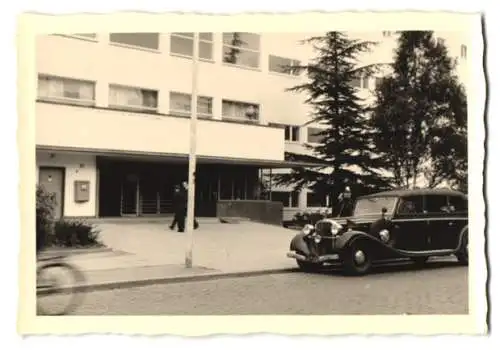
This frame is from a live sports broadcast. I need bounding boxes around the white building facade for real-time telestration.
[35,31,468,221]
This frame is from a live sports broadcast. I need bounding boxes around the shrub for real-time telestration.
[36,184,103,249]
[291,209,331,227]
[36,184,56,248]
[53,220,103,248]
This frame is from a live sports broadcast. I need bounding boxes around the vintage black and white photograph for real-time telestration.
[17,11,485,335]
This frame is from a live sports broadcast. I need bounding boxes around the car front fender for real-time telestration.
[333,230,398,255]
[289,232,312,256]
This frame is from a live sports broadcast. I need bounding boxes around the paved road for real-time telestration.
[39,260,468,315]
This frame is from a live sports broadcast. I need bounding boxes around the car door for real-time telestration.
[424,194,454,250]
[446,194,469,249]
[392,195,428,251]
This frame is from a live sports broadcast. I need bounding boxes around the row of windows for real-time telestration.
[267,123,326,144]
[349,75,384,90]
[60,32,301,76]
[270,191,327,208]
[37,74,329,142]
[272,191,468,212]
[37,75,260,122]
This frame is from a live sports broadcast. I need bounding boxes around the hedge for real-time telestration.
[36,184,104,249]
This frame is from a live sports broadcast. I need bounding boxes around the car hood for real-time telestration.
[319,214,384,232]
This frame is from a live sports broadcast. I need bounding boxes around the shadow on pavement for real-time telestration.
[304,259,466,277]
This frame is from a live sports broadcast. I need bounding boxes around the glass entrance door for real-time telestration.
[121,174,139,215]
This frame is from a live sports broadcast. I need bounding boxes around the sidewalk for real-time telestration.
[62,220,299,291]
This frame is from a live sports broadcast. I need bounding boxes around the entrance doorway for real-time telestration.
[38,167,65,219]
[97,157,261,218]
[121,174,139,215]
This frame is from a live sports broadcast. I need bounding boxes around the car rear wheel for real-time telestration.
[342,241,373,276]
[455,230,468,265]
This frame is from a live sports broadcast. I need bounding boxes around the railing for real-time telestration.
[120,198,174,215]
[139,199,174,215]
[121,199,137,215]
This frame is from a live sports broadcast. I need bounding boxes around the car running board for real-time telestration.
[395,248,456,257]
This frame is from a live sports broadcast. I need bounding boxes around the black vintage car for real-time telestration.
[286,188,469,275]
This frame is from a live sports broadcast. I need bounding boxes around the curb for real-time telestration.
[42,247,113,256]
[69,267,298,294]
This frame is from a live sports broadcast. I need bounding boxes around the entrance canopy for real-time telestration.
[37,145,327,169]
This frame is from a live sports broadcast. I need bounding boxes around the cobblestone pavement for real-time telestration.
[39,260,468,315]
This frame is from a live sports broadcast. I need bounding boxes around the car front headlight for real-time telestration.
[313,234,322,243]
[330,220,343,235]
[379,229,390,243]
[302,224,315,235]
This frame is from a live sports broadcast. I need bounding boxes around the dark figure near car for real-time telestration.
[170,182,199,232]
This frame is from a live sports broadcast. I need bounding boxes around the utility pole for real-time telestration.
[185,32,199,268]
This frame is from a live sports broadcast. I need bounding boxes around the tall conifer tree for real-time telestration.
[274,32,391,212]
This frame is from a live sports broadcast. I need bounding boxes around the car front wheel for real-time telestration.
[342,241,373,276]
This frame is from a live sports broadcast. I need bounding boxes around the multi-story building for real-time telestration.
[35,31,468,221]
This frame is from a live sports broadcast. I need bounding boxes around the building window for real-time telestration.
[109,33,160,51]
[222,100,259,122]
[448,195,468,212]
[348,77,362,88]
[271,191,291,207]
[461,44,467,59]
[170,32,213,60]
[109,84,158,112]
[270,191,299,208]
[374,77,384,89]
[269,123,300,142]
[361,76,370,89]
[268,55,300,75]
[307,192,327,207]
[169,92,213,117]
[307,127,324,144]
[222,32,260,69]
[37,75,95,105]
[382,31,392,37]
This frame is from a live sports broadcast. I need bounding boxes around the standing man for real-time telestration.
[181,180,199,231]
[170,184,186,232]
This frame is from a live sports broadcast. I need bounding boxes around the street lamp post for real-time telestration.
[185,32,200,268]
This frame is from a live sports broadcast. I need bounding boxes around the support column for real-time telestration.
[217,171,221,200]
[243,170,248,200]
[268,168,272,200]
[136,178,140,217]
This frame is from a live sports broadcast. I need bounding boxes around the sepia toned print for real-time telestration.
[18,12,486,335]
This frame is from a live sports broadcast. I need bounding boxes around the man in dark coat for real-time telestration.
[169,184,186,232]
[170,182,199,232]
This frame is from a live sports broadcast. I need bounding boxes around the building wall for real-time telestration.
[36,102,285,161]
[36,33,317,127]
[36,31,469,220]
[36,151,97,217]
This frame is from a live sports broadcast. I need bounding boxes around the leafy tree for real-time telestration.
[274,32,392,214]
[369,31,467,190]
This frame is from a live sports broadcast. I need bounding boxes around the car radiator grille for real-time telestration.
[315,221,333,236]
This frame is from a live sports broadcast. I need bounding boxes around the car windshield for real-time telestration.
[353,196,397,216]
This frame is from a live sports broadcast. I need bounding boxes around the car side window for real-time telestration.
[425,195,450,213]
[397,196,424,214]
[448,195,468,213]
